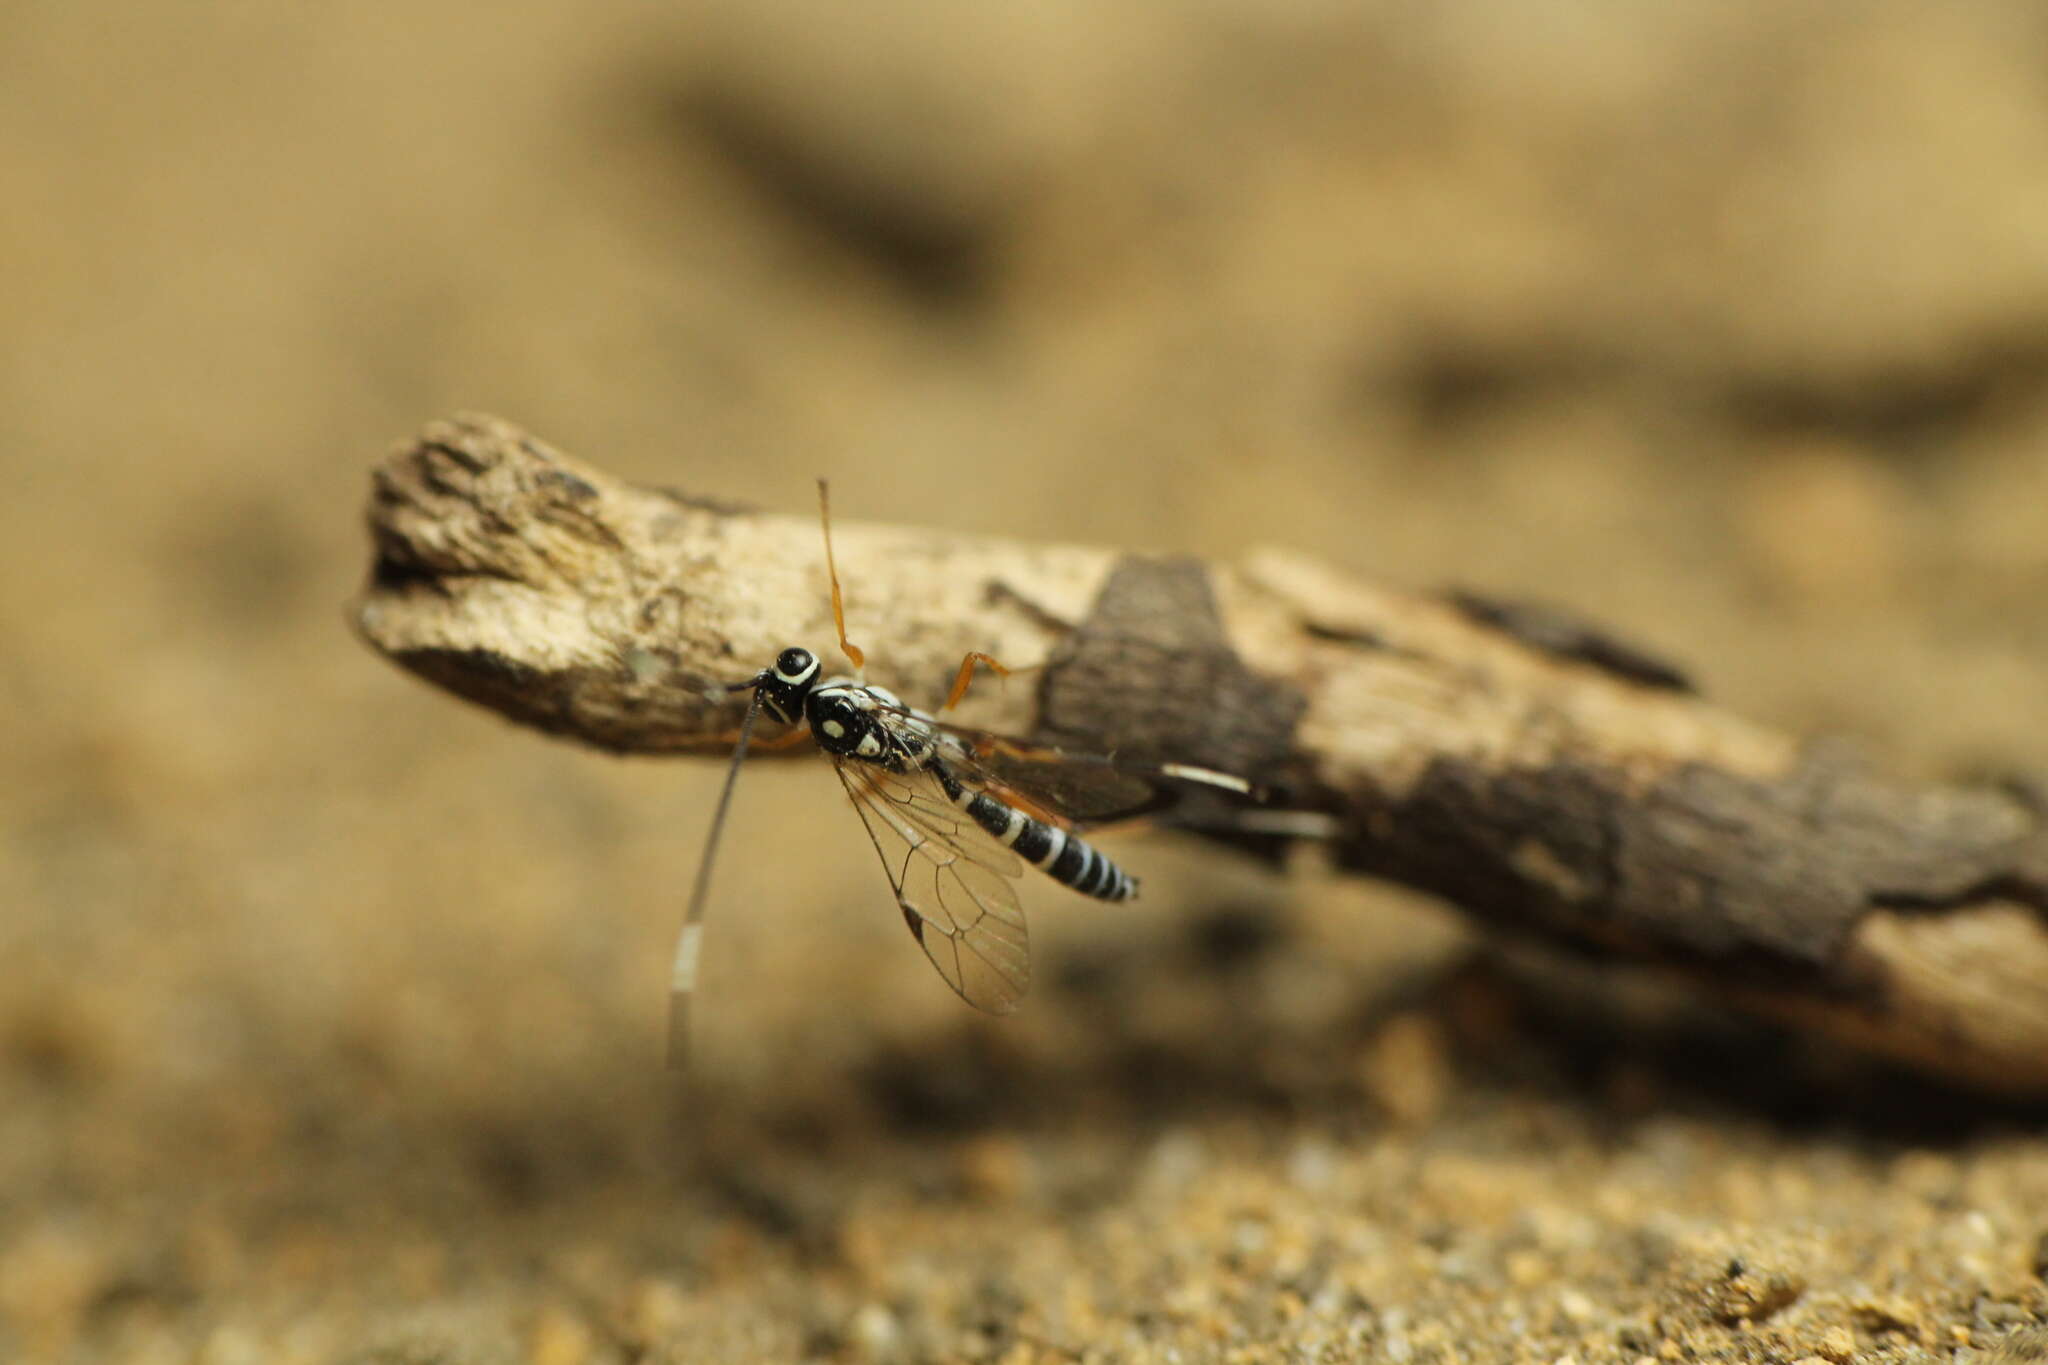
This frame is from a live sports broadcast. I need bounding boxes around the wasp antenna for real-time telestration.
[669,684,768,1070]
[817,478,866,676]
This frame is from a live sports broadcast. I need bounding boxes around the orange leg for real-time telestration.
[817,479,866,675]
[706,720,814,751]
[943,651,1014,710]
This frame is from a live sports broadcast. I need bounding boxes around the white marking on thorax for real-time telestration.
[820,718,846,739]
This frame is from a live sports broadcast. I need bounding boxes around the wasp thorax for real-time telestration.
[809,692,884,758]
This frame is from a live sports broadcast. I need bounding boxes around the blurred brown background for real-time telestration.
[8,3,2048,1362]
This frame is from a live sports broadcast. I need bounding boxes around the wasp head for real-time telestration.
[755,646,821,724]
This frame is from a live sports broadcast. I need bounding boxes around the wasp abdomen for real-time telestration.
[930,757,1137,903]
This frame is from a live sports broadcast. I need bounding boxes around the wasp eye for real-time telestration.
[774,647,816,679]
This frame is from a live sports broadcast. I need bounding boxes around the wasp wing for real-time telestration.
[965,747,1205,824]
[870,705,1256,826]
[833,759,1032,1014]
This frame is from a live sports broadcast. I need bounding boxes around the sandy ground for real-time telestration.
[9,2,2048,1361]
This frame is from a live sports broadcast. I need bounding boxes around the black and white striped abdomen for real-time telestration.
[929,759,1137,902]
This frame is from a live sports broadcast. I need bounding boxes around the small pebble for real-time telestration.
[1357,1012,1450,1127]
[0,1222,110,1355]
[1850,1295,1922,1336]
[1286,1138,1338,1192]
[1816,1324,1857,1362]
[527,1305,594,1365]
[956,1134,1026,1202]
[1506,1249,1550,1288]
[193,1325,265,1365]
[849,1302,902,1362]
[1739,442,1908,601]
[622,1277,689,1348]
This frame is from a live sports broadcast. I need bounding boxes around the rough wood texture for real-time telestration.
[356,414,2048,1095]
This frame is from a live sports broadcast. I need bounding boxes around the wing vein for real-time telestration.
[834,758,1032,1014]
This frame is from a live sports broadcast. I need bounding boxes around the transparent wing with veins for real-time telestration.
[833,759,1032,1014]
[870,701,1258,826]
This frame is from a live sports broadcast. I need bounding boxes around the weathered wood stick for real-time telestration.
[355,413,2048,1096]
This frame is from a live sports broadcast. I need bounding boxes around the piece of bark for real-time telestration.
[354,413,2048,1096]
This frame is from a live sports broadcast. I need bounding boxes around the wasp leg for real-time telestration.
[707,722,814,751]
[816,478,866,675]
[943,651,1013,710]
